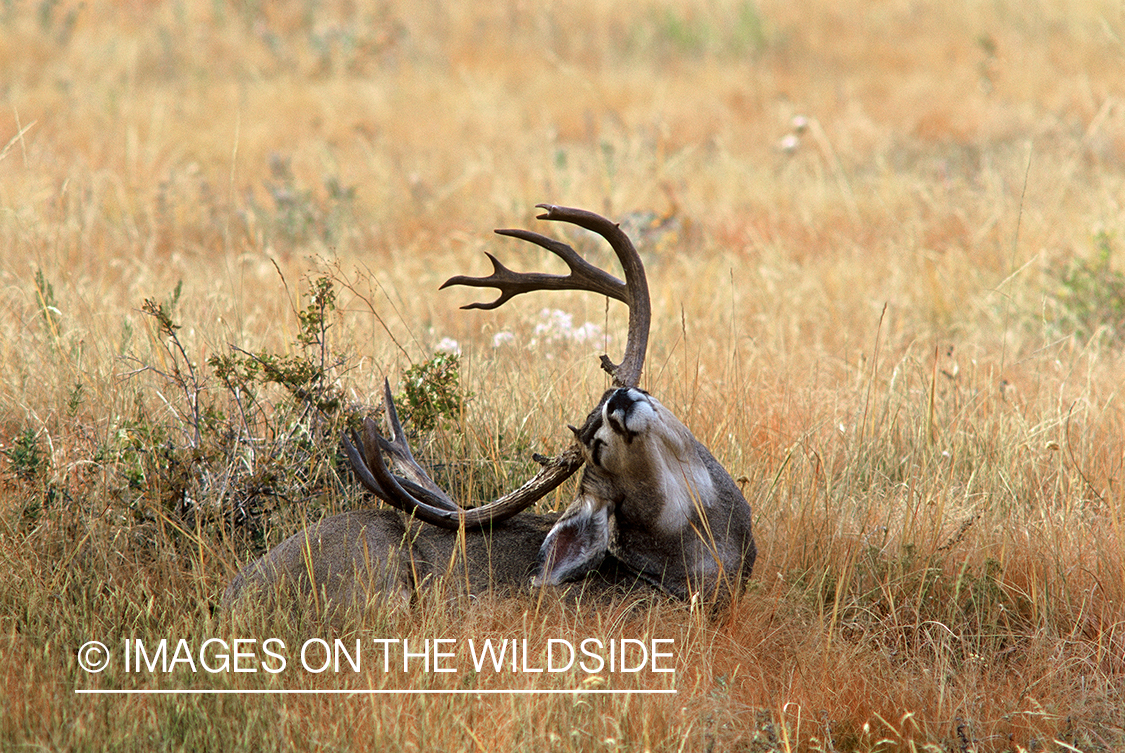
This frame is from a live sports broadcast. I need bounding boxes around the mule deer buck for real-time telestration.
[223,205,756,611]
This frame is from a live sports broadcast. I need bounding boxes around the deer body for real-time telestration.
[223,206,756,612]
[222,508,560,609]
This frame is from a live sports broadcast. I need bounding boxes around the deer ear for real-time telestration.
[532,496,610,586]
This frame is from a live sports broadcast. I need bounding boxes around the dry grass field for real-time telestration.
[2,0,1124,750]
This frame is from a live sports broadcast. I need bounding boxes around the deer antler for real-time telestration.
[444,204,651,389]
[342,380,584,528]
[346,205,650,529]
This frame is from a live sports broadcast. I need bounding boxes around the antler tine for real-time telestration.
[342,379,460,522]
[441,204,651,388]
[534,204,651,388]
[366,379,457,508]
[342,429,466,526]
[439,236,627,309]
[345,380,586,530]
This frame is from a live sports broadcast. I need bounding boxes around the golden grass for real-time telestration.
[2,0,1124,750]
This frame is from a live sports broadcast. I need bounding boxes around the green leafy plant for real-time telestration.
[124,275,354,544]
[142,281,201,448]
[3,428,45,483]
[396,352,471,432]
[208,275,344,417]
[1050,231,1125,344]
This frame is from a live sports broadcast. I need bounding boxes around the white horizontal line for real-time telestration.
[76,688,676,695]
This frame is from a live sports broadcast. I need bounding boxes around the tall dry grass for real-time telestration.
[2,0,1124,750]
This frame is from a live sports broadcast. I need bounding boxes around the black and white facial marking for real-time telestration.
[536,387,755,598]
[603,388,645,443]
[581,387,716,534]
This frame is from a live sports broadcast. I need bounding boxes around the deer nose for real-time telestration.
[605,388,647,441]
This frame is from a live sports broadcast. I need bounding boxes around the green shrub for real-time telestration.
[396,352,471,432]
[1049,231,1125,344]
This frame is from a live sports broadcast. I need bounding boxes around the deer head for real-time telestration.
[224,205,755,611]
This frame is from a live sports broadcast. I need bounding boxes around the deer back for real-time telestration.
[223,510,556,611]
[221,506,671,612]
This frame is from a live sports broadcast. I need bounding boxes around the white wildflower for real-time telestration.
[533,308,575,342]
[530,308,607,348]
[571,321,604,344]
[435,337,461,355]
